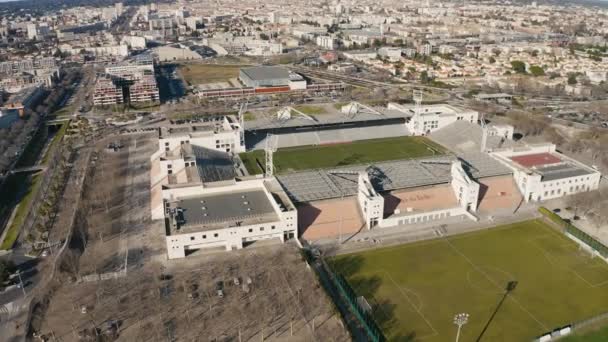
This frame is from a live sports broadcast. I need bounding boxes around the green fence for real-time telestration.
[566,225,608,258]
[303,249,385,342]
[333,272,385,342]
[538,207,608,258]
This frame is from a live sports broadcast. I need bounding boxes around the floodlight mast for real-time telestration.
[264,134,277,177]
[413,89,423,134]
[453,312,469,342]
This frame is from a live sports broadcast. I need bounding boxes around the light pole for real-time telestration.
[453,312,469,342]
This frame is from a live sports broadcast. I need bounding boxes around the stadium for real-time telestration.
[240,101,525,242]
[149,99,601,256]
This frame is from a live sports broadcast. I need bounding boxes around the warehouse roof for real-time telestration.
[240,66,290,81]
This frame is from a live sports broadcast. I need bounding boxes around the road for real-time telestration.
[0,249,42,306]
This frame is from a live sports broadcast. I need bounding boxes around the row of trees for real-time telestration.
[0,112,40,173]
[566,190,608,230]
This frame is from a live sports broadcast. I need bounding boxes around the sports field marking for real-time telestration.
[381,270,440,339]
[441,238,549,331]
[527,235,608,288]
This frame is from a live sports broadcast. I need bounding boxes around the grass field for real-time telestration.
[179,64,246,85]
[330,220,608,341]
[561,324,608,341]
[239,136,445,175]
[293,105,327,116]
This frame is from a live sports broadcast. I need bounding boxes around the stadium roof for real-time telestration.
[246,124,408,150]
[244,107,407,131]
[429,120,518,154]
[177,190,278,232]
[240,66,290,81]
[191,145,236,183]
[277,152,511,203]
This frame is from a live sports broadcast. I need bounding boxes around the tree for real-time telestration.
[0,260,15,284]
[529,65,545,77]
[567,73,578,85]
[489,56,496,64]
[420,70,430,83]
[510,61,526,74]
[566,191,598,217]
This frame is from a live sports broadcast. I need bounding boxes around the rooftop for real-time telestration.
[537,163,594,182]
[175,189,278,233]
[240,66,289,81]
[390,103,472,118]
[510,153,562,168]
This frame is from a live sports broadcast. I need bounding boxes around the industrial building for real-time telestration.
[239,66,306,90]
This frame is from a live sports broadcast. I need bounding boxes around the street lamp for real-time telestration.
[453,312,469,342]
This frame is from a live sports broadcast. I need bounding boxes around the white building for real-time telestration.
[378,47,402,61]
[387,103,479,135]
[152,117,245,162]
[162,178,297,259]
[490,144,601,202]
[27,23,37,40]
[316,35,335,50]
[149,119,296,259]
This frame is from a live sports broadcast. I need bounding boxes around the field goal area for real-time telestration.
[330,220,608,341]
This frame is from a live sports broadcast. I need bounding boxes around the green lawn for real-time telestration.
[1,175,41,250]
[41,123,68,164]
[330,220,608,342]
[561,324,608,341]
[239,136,445,175]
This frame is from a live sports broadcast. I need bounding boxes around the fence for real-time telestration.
[304,249,385,342]
[565,225,608,258]
[538,207,608,258]
[332,271,385,342]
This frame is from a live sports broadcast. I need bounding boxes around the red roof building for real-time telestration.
[510,153,562,168]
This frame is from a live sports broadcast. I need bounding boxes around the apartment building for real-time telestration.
[93,76,124,106]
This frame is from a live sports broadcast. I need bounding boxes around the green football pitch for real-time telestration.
[239,136,445,175]
[330,220,608,341]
